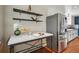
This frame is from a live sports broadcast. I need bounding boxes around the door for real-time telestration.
[75,16,79,35]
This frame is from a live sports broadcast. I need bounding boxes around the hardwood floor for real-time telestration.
[32,37,79,53]
[31,47,55,53]
[63,37,79,53]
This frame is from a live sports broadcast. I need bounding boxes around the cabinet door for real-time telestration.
[75,30,78,36]
[67,31,72,42]
[74,30,78,37]
[71,31,73,40]
[67,32,70,42]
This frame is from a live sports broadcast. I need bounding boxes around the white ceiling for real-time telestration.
[65,5,79,16]
[71,5,79,9]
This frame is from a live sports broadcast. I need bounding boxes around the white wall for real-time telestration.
[0,6,3,41]
[4,5,48,52]
[4,5,48,40]
[71,6,79,16]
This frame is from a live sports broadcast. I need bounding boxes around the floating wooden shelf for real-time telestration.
[13,18,43,22]
[13,8,43,16]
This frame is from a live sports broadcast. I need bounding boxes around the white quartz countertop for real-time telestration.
[8,33,53,46]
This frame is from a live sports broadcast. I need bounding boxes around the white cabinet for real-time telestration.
[67,29,78,42]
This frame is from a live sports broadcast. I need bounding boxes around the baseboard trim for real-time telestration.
[67,36,78,44]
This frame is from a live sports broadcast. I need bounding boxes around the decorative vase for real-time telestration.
[14,28,21,36]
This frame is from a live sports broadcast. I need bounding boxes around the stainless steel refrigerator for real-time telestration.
[46,13,67,52]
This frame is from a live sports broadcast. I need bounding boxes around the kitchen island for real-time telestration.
[8,32,53,53]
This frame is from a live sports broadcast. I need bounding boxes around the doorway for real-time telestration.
[74,16,79,36]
